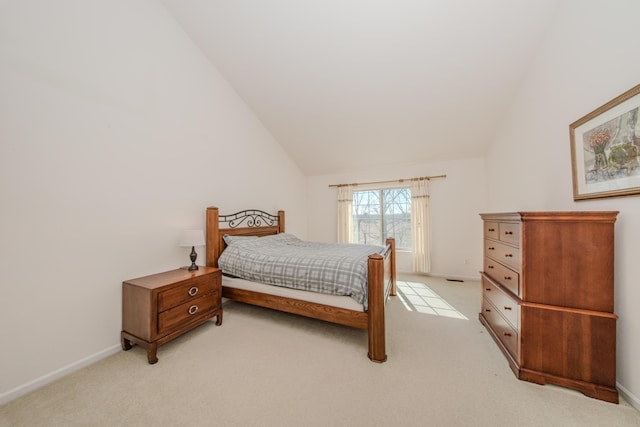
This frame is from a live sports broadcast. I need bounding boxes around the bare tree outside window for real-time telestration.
[352,188,411,249]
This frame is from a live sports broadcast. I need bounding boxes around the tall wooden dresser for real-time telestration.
[479,211,619,403]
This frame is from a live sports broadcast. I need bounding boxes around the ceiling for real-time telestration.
[161,0,559,176]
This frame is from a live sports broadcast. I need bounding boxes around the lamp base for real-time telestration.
[186,246,199,271]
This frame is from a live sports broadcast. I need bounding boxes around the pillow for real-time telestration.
[223,234,258,246]
[260,233,302,244]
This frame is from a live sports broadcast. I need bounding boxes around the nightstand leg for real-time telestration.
[216,310,223,326]
[147,343,158,364]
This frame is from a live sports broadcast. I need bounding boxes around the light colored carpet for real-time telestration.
[1,275,639,427]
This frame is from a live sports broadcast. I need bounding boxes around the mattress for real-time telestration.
[218,233,385,309]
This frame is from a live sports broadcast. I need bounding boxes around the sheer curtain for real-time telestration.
[411,179,430,273]
[336,185,354,243]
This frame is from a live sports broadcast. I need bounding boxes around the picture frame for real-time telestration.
[570,83,640,200]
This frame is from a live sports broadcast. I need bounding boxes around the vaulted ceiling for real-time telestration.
[161,0,559,176]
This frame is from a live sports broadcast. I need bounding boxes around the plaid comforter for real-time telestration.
[218,233,385,309]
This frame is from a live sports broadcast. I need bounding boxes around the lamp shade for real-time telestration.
[179,229,205,247]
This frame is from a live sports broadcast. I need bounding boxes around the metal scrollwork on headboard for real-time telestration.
[219,209,279,228]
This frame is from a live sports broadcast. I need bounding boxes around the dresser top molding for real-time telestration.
[480,211,618,223]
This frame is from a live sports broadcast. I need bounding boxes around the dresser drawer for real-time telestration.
[499,222,521,246]
[484,239,521,271]
[158,291,220,334]
[484,257,520,296]
[482,297,520,360]
[158,274,220,311]
[484,221,499,240]
[482,276,520,330]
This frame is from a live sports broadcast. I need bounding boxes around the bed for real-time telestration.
[205,207,396,362]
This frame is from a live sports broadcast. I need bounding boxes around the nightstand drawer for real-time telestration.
[158,291,220,333]
[158,274,220,311]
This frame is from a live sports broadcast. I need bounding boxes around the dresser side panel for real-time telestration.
[521,305,616,388]
[521,220,614,312]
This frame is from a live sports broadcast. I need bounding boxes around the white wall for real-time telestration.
[0,1,306,403]
[307,157,486,279]
[485,0,640,408]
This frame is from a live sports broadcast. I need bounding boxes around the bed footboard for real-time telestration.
[367,237,396,363]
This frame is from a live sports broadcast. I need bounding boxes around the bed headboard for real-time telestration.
[205,207,285,268]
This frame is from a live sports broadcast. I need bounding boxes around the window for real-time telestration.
[352,187,411,249]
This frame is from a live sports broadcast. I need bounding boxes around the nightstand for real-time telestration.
[121,267,222,364]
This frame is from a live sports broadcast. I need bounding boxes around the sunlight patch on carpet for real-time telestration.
[396,281,468,320]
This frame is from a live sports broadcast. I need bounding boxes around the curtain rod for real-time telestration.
[328,174,446,188]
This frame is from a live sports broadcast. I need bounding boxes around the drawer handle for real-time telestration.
[485,308,491,312]
[504,254,513,258]
[485,288,491,291]
[488,228,495,232]
[503,306,512,311]
[504,276,511,280]
[504,231,513,235]
[188,305,199,315]
[488,247,495,251]
[188,286,199,297]
[488,265,494,269]
[503,332,512,337]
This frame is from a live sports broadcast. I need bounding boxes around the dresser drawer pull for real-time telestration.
[485,308,491,312]
[503,306,512,311]
[504,231,513,235]
[488,228,495,232]
[488,265,494,269]
[488,247,495,251]
[485,288,491,292]
[504,276,511,280]
[504,254,513,258]
[188,286,199,297]
[188,305,199,315]
[503,332,512,337]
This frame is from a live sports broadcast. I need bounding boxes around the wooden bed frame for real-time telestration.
[205,207,396,362]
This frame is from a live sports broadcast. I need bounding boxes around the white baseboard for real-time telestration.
[618,382,640,411]
[0,344,121,406]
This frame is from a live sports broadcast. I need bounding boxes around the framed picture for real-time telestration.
[570,83,640,200]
